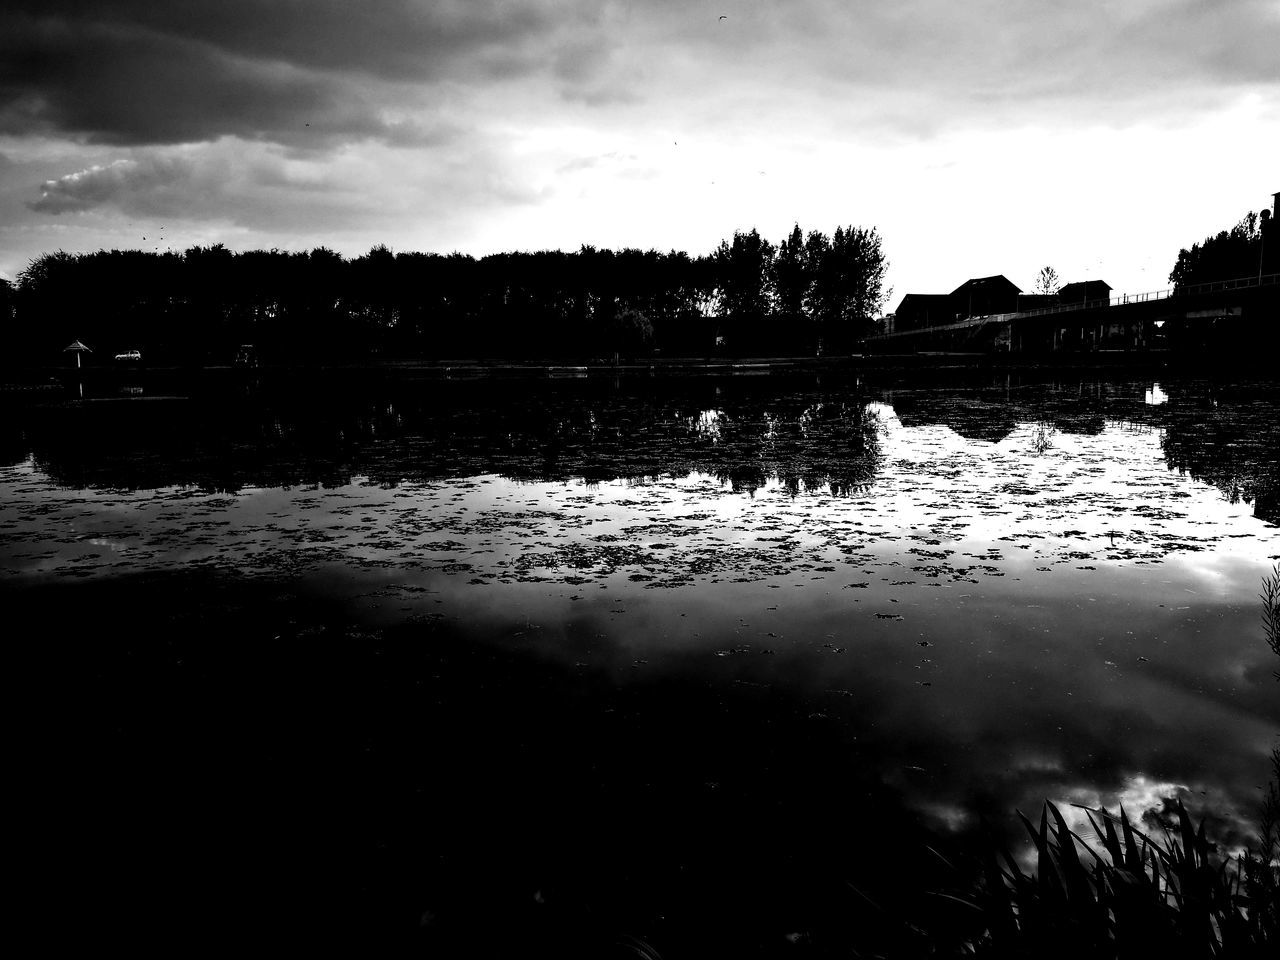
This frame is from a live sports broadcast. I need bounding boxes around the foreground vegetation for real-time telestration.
[963,791,1278,959]
[951,565,1279,959]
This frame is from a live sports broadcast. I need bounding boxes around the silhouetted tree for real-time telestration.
[774,225,807,322]
[713,229,777,354]
[1034,266,1060,295]
[3,228,894,364]
[608,307,654,362]
[769,225,814,354]
[806,226,890,354]
[1169,211,1264,289]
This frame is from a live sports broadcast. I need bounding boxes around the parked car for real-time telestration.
[114,349,142,362]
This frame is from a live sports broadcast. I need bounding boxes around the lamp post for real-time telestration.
[1259,208,1270,283]
[63,340,91,399]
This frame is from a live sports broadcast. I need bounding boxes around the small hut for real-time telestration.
[63,340,92,369]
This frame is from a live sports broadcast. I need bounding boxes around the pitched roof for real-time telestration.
[1058,280,1113,300]
[894,292,951,310]
[950,275,1022,296]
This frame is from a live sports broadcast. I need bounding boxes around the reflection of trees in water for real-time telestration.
[699,401,884,496]
[0,422,29,470]
[885,379,1280,524]
[1159,386,1280,525]
[14,377,1280,517]
[511,393,885,496]
[1030,421,1054,456]
[17,379,885,496]
[890,395,1019,443]
[24,397,359,492]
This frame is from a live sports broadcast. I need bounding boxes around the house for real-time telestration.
[1058,280,1112,304]
[892,293,954,332]
[949,275,1021,318]
[891,274,1023,331]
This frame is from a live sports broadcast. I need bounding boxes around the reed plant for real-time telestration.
[1262,564,1279,679]
[956,791,1278,959]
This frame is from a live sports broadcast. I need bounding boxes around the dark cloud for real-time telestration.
[0,2,569,146]
[1,21,370,146]
[1,1,557,81]
[3,1,1276,149]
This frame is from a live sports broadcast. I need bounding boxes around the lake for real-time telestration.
[5,370,1278,955]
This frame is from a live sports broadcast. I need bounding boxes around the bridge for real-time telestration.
[861,272,1280,356]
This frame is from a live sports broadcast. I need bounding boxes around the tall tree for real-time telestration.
[1034,266,1060,295]
[774,224,808,324]
[807,225,890,353]
[713,229,776,353]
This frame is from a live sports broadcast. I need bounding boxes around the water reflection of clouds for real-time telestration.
[1051,772,1262,862]
[4,392,1277,855]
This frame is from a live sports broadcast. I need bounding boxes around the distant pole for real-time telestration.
[1260,215,1267,282]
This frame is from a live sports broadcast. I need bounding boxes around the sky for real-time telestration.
[1,1,1277,306]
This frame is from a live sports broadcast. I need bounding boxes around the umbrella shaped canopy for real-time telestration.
[63,339,92,371]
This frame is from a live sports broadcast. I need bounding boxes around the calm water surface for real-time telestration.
[5,372,1278,953]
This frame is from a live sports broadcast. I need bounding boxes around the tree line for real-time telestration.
[2,225,889,367]
[1168,205,1275,289]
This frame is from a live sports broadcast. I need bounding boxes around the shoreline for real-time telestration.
[6,348,1273,391]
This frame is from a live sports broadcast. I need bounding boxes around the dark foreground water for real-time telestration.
[4,371,1279,956]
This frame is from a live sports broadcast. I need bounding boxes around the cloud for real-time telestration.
[21,137,548,246]
[29,157,191,213]
[2,1,1276,152]
[0,15,432,147]
[554,151,639,175]
[0,2,573,147]
[0,1,561,82]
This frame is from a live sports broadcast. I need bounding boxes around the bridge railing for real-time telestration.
[1015,272,1280,319]
[867,272,1279,342]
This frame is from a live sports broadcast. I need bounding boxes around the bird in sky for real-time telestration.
[719,15,728,20]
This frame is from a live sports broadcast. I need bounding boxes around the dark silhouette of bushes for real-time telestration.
[4,225,888,366]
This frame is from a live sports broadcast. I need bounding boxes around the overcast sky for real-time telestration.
[2,1,1277,304]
